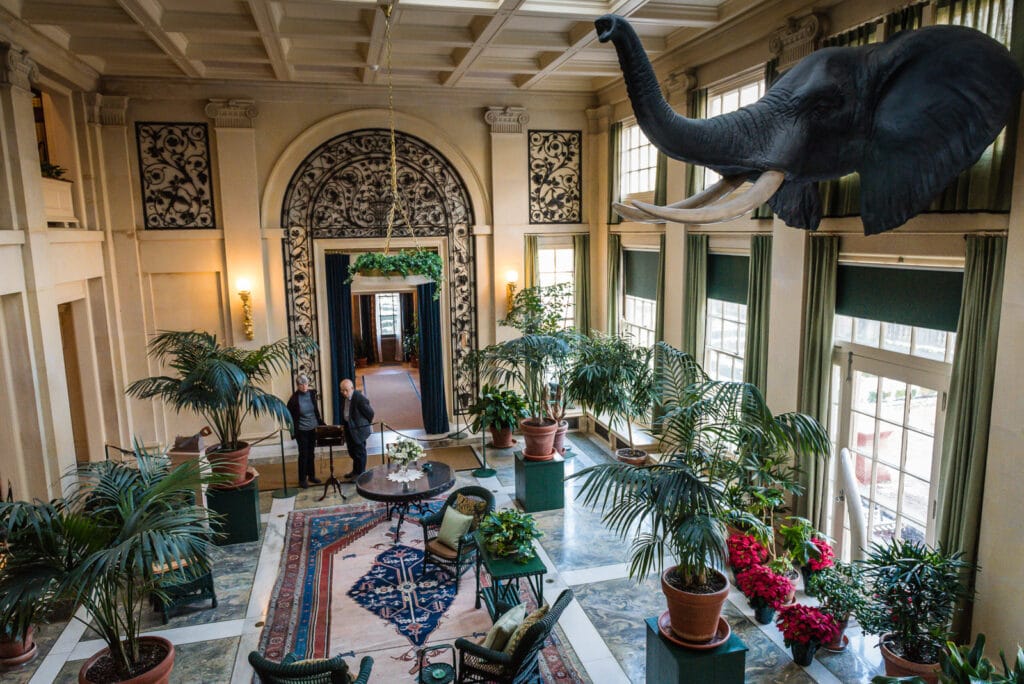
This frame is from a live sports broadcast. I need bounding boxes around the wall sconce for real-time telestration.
[237,278,254,340]
[504,270,518,310]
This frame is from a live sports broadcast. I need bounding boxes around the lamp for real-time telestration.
[504,269,518,310]
[237,278,254,340]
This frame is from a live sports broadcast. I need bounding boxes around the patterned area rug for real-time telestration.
[260,503,589,682]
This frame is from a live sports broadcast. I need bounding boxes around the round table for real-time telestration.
[355,461,455,542]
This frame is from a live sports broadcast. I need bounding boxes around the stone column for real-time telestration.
[586,105,612,335]
[764,219,807,413]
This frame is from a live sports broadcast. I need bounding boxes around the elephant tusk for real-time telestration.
[629,171,785,225]
[612,175,745,223]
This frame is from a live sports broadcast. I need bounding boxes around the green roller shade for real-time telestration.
[836,265,963,332]
[707,254,750,305]
[623,250,660,300]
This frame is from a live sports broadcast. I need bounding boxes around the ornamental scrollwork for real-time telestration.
[528,130,583,224]
[135,122,216,229]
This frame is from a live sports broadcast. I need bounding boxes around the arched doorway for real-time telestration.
[281,128,478,420]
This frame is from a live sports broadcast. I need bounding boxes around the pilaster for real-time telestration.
[769,14,829,74]
[586,104,613,334]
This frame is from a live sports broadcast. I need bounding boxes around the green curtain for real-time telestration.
[743,235,772,393]
[684,89,708,199]
[751,60,781,220]
[607,234,621,334]
[937,235,1006,637]
[681,234,708,358]
[608,121,623,225]
[651,233,668,429]
[524,234,539,288]
[654,152,668,206]
[930,0,1016,213]
[574,234,591,334]
[884,2,925,34]
[796,235,839,531]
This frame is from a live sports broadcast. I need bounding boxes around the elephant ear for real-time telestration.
[858,25,1023,235]
[768,180,822,230]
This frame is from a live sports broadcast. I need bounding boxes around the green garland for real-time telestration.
[346,249,444,299]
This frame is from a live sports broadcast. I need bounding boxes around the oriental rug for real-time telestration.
[259,503,588,682]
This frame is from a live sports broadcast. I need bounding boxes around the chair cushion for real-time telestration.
[482,602,527,651]
[454,493,489,527]
[436,507,474,550]
[503,604,549,655]
[425,538,460,560]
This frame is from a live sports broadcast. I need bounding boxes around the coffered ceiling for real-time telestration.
[5,0,772,92]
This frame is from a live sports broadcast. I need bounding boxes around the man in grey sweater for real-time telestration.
[286,375,325,488]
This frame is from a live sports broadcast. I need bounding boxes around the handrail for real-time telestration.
[376,421,453,444]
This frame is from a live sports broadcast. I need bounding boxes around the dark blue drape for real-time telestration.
[359,295,376,363]
[325,253,355,425]
[417,282,449,434]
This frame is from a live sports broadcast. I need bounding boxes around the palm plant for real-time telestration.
[470,333,572,424]
[0,449,223,680]
[126,331,317,452]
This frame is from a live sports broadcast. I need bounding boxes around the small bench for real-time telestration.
[150,558,217,624]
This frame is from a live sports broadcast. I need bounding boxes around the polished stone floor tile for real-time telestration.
[54,636,240,683]
[1,618,71,684]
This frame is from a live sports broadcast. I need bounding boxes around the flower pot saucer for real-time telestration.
[823,635,849,653]
[210,466,258,491]
[522,449,555,461]
[657,612,731,650]
[0,641,37,667]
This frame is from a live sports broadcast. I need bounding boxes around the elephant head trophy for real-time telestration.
[597,14,1024,234]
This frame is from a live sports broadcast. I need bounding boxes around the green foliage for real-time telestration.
[402,329,419,359]
[346,250,444,298]
[469,333,573,422]
[467,385,529,432]
[126,330,317,452]
[478,509,543,563]
[40,161,67,180]
[501,283,573,335]
[856,538,977,666]
[779,517,822,566]
[871,634,1024,683]
[808,562,866,621]
[564,332,654,451]
[0,449,225,680]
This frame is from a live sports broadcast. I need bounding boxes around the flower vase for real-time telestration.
[791,641,820,666]
[399,463,409,477]
[753,604,775,625]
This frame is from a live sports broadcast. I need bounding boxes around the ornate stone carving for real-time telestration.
[205,99,259,128]
[0,43,39,91]
[528,130,582,224]
[484,106,529,134]
[135,122,216,229]
[86,94,129,126]
[769,14,828,73]
[585,105,613,134]
[665,68,697,106]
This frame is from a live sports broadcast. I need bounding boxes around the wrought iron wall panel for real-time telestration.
[281,129,478,413]
[135,122,216,229]
[528,130,582,224]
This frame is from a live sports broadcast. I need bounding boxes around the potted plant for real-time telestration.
[402,328,419,368]
[501,283,573,336]
[478,509,543,564]
[0,449,222,683]
[354,337,370,368]
[735,563,794,624]
[779,516,829,594]
[40,161,69,180]
[776,603,840,666]
[564,332,654,464]
[871,634,1024,683]
[808,561,865,651]
[467,385,528,448]
[126,331,316,484]
[570,342,830,645]
[856,538,976,683]
[346,250,444,298]
[727,532,768,574]
[385,438,424,475]
[0,576,51,668]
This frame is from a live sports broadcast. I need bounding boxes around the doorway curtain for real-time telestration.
[359,295,377,364]
[417,282,449,434]
[325,253,355,424]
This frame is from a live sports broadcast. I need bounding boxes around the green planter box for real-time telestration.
[206,473,261,546]
[513,450,564,512]
[644,617,747,683]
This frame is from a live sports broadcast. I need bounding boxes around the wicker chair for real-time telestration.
[248,651,373,684]
[454,589,574,684]
[420,486,494,592]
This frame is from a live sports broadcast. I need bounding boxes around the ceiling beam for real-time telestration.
[629,3,720,28]
[185,43,269,63]
[278,17,366,40]
[162,11,258,35]
[362,2,402,85]
[114,0,204,78]
[21,3,135,28]
[246,0,292,80]
[443,0,526,87]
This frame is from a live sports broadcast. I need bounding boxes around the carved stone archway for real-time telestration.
[282,128,477,413]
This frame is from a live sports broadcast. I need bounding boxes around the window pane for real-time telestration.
[853,371,878,414]
[835,315,853,342]
[854,318,881,346]
[877,421,902,467]
[708,299,722,316]
[882,323,912,354]
[905,430,934,480]
[879,378,906,424]
[538,249,555,272]
[852,411,876,455]
[913,327,947,360]
[902,475,930,524]
[907,385,938,433]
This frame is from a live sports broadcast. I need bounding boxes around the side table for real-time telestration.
[513,450,565,512]
[474,530,547,619]
[645,617,747,683]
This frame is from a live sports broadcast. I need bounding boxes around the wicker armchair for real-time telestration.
[420,486,494,592]
[454,589,574,683]
[248,651,373,684]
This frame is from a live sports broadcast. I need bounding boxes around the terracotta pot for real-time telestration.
[355,357,368,368]
[0,626,37,667]
[519,418,558,460]
[208,442,251,486]
[784,569,799,604]
[661,567,730,643]
[616,447,647,465]
[551,420,569,455]
[823,614,850,652]
[79,636,175,684]
[489,426,516,449]
[410,357,419,369]
[880,637,941,684]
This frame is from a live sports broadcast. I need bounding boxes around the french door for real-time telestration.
[828,345,949,560]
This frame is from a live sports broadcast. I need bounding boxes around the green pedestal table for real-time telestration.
[474,530,548,620]
[513,450,564,512]
[644,617,747,683]
[206,469,261,546]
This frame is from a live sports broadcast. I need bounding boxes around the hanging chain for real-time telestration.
[382,2,419,256]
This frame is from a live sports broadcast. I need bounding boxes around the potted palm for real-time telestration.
[570,342,830,645]
[0,449,222,683]
[467,385,529,448]
[564,332,654,464]
[127,331,316,484]
[856,538,976,683]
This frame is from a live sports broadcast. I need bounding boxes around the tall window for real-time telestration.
[705,299,747,381]
[619,123,657,196]
[703,79,765,188]
[621,249,659,347]
[376,293,400,336]
[537,244,575,330]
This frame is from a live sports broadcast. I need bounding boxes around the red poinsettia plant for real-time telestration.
[808,536,835,571]
[736,563,793,610]
[727,532,769,571]
[775,604,841,647]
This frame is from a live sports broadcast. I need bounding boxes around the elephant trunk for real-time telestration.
[596,14,770,172]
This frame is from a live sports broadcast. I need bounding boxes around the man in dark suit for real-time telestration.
[339,378,374,479]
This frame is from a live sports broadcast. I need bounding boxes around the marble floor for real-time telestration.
[16,431,885,683]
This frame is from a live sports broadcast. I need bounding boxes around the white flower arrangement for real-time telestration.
[387,438,425,468]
